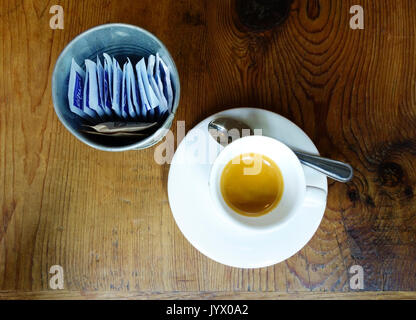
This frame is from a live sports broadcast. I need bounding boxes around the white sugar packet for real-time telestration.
[125,59,137,118]
[158,55,174,113]
[68,59,92,119]
[97,56,112,116]
[112,57,123,117]
[147,55,168,116]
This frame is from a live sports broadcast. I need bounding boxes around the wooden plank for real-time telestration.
[1,290,416,300]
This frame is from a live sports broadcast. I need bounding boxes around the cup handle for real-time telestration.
[304,186,327,207]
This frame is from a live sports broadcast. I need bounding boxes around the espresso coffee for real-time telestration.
[220,153,284,217]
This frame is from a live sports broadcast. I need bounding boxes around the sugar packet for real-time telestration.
[85,60,105,118]
[125,59,142,118]
[68,59,91,120]
[97,56,112,116]
[103,56,113,115]
[136,59,153,121]
[157,53,174,112]
[147,55,168,116]
[103,53,113,101]
[83,121,158,133]
[121,62,129,119]
[137,58,160,110]
[112,57,123,117]
[82,61,99,119]
[81,130,147,137]
[125,59,138,118]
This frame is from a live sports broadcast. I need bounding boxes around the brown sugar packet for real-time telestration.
[82,121,158,133]
[80,129,148,137]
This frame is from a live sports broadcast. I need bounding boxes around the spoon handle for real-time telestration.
[294,151,353,183]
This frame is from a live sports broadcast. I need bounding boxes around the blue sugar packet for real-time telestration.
[136,58,160,113]
[83,62,98,119]
[97,56,112,116]
[121,63,129,119]
[125,59,137,118]
[155,53,162,90]
[155,53,167,118]
[103,58,112,114]
[68,59,92,120]
[126,60,141,118]
[158,56,174,113]
[103,53,113,101]
[96,57,104,111]
[146,55,160,121]
[112,57,123,117]
[85,59,105,119]
[136,59,154,121]
[147,55,168,117]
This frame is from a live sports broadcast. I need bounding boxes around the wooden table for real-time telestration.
[1,0,416,299]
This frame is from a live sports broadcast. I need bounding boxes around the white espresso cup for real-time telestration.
[209,135,320,233]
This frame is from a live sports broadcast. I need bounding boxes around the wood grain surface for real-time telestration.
[1,0,416,299]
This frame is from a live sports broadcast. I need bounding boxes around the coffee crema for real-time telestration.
[220,153,284,217]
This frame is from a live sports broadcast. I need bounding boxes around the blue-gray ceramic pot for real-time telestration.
[52,23,180,151]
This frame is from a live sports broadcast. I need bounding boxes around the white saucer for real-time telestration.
[167,108,328,268]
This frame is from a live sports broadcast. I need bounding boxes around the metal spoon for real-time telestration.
[208,117,353,183]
